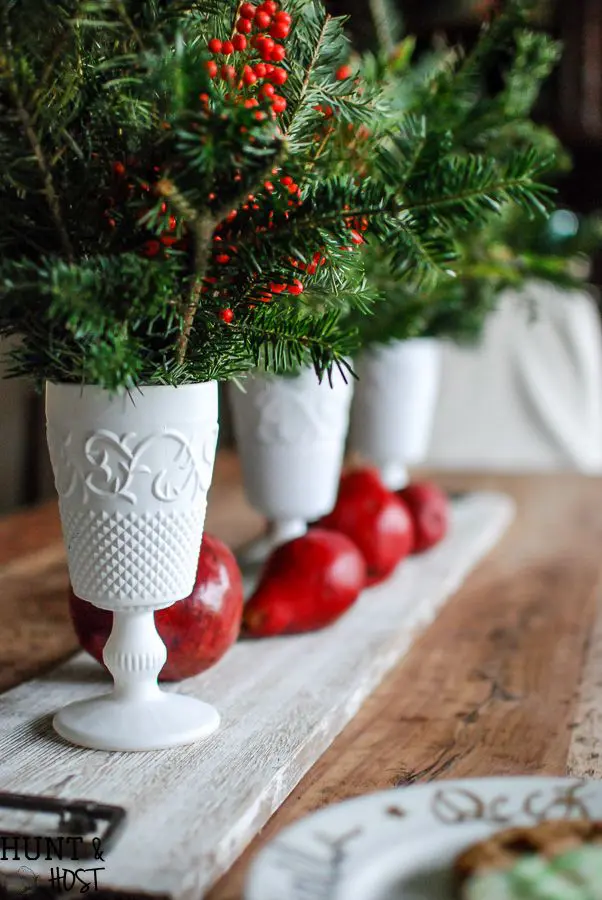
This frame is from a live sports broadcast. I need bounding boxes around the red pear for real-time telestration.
[244,528,367,637]
[398,481,450,553]
[69,532,244,681]
[318,468,414,585]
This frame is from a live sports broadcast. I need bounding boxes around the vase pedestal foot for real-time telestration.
[53,691,220,752]
[238,518,308,568]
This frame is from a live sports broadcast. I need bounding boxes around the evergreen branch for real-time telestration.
[2,10,75,262]
[155,177,214,364]
[179,218,213,365]
[404,169,553,221]
[111,0,146,50]
[284,10,330,138]
[368,0,395,57]
[229,1,244,40]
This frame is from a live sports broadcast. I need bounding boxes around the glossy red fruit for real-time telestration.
[69,533,244,681]
[254,9,272,28]
[398,481,450,554]
[318,468,414,586]
[244,529,366,636]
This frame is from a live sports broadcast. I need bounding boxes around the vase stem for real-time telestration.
[380,462,409,492]
[103,609,166,703]
[270,518,307,547]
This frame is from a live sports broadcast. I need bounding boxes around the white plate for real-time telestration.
[244,777,602,900]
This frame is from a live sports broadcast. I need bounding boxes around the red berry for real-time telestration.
[270,283,287,293]
[350,230,364,244]
[287,182,298,193]
[240,2,256,18]
[261,0,278,13]
[270,20,289,39]
[222,39,234,55]
[269,66,288,85]
[208,38,223,53]
[221,64,236,81]
[270,43,286,62]
[254,10,272,28]
[254,110,267,120]
[237,16,253,33]
[143,240,161,258]
[112,161,126,177]
[271,94,287,113]
[336,64,352,80]
[274,10,291,23]
[216,253,231,264]
[243,66,258,85]
[264,181,275,192]
[244,97,259,108]
[288,279,304,294]
[205,60,218,78]
[219,308,234,324]
[232,33,247,50]
[253,62,267,78]
[257,38,276,62]
[259,82,275,99]
[280,175,293,185]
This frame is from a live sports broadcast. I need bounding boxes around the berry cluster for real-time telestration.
[205,1,290,119]
[104,4,368,331]
[105,160,188,259]
[206,165,310,323]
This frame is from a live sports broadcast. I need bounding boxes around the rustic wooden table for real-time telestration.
[2,455,602,900]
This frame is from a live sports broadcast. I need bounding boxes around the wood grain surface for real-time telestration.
[2,459,602,900]
[208,470,602,900]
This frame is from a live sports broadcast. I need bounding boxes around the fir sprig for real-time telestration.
[346,0,563,349]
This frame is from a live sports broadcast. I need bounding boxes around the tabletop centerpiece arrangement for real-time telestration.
[0,0,399,751]
[0,0,560,752]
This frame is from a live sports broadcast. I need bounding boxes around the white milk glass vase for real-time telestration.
[228,366,354,564]
[349,338,441,490]
[46,381,220,752]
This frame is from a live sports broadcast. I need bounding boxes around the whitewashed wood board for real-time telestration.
[0,491,514,899]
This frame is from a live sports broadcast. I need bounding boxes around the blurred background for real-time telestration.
[1,0,602,513]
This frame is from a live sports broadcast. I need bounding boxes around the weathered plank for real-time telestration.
[567,592,602,779]
[0,491,512,900]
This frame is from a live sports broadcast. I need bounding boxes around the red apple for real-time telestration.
[398,481,450,553]
[244,528,367,637]
[318,468,414,585]
[69,532,244,681]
